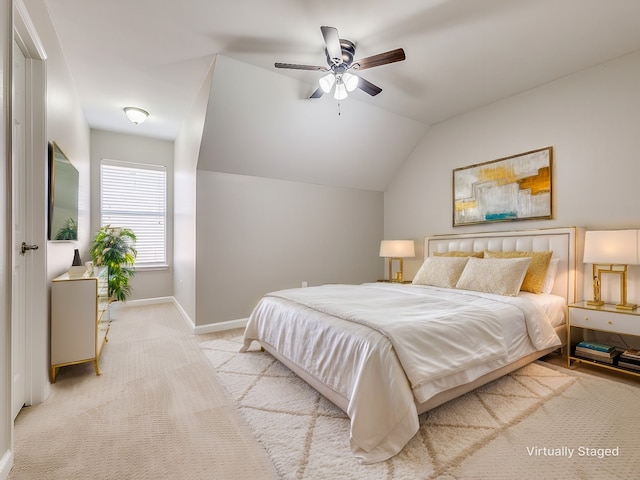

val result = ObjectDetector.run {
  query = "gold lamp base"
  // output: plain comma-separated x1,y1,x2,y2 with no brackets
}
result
616,303,637,311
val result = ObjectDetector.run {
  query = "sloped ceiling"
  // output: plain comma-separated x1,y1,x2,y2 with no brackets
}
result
197,55,427,191
36,0,640,191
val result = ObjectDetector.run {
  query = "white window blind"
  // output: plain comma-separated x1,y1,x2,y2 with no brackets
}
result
101,160,166,266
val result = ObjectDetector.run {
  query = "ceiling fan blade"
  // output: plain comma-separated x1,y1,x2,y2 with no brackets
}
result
321,26,343,65
274,62,328,71
357,76,383,96
309,87,324,99
353,48,406,70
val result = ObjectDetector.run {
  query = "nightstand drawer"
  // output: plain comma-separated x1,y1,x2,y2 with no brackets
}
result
569,307,640,336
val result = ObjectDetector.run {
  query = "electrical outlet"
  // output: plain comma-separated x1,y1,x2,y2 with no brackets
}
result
301,281,308,288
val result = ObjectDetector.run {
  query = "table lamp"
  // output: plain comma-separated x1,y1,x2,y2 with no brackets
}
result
583,229,639,310
380,240,415,282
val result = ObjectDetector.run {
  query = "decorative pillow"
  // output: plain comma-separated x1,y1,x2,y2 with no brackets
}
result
541,258,560,294
412,256,470,288
434,251,484,258
456,257,531,296
483,251,553,294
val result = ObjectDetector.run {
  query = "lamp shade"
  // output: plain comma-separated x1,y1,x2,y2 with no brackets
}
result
583,229,640,265
379,240,415,258
318,73,335,93
333,82,348,100
343,72,359,92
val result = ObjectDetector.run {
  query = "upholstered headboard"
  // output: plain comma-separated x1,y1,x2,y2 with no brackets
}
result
424,227,584,303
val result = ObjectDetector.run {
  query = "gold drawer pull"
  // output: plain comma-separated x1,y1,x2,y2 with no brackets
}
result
608,321,613,325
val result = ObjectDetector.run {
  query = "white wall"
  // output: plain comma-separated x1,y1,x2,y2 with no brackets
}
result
23,0,92,280
194,171,383,326
90,129,174,300
385,49,640,304
173,59,215,323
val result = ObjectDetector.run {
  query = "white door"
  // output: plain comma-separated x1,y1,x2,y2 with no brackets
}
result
11,38,29,420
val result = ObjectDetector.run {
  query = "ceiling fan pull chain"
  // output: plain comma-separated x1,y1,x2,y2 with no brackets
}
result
337,101,341,116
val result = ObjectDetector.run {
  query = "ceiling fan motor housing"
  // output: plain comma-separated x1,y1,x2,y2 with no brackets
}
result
326,39,355,67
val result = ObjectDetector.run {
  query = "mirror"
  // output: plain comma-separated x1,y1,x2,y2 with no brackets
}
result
48,142,79,240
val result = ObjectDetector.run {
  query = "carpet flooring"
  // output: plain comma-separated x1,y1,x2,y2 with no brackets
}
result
203,336,640,480
9,304,278,480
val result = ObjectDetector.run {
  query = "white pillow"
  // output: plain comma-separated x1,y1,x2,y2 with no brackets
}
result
455,257,531,296
412,256,470,288
541,258,560,294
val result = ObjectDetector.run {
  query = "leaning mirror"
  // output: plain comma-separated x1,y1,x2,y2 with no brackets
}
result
48,142,79,240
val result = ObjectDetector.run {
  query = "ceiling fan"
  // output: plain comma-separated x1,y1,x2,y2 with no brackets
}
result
275,26,405,100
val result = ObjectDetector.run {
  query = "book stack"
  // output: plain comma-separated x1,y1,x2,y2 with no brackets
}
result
574,341,620,365
618,349,640,372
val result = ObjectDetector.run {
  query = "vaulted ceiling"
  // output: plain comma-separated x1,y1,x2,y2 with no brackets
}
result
40,0,640,190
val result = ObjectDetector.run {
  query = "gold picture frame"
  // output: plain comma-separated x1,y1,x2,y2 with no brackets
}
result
453,146,553,226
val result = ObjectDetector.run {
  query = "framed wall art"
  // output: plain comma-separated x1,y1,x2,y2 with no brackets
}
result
453,146,552,226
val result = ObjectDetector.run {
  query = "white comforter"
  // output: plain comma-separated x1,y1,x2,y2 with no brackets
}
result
241,283,561,463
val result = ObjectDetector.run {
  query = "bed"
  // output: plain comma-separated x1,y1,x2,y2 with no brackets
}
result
241,227,584,464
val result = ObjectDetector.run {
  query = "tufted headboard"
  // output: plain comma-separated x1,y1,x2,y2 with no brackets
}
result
424,227,584,304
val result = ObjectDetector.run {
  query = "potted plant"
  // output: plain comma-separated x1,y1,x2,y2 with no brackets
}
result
90,225,137,303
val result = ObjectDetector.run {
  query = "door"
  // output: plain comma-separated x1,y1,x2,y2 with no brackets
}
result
11,37,28,420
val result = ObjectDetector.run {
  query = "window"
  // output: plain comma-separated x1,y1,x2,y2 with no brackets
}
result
100,160,167,266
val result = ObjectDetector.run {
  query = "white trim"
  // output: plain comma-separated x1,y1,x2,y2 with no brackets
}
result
193,318,248,335
170,297,195,330
13,0,46,60
14,0,49,409
0,449,14,480
121,296,174,308
123,296,247,334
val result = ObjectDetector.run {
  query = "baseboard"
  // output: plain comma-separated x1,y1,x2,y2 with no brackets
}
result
122,296,247,335
121,296,174,308
170,297,196,331
0,448,13,480
193,318,248,335
167,297,246,334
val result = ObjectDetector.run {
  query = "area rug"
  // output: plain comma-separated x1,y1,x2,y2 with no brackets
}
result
202,337,640,480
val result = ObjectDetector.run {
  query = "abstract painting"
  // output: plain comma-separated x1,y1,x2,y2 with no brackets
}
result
453,147,552,226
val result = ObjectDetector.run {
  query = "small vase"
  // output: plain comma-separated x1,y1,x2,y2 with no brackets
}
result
72,249,82,266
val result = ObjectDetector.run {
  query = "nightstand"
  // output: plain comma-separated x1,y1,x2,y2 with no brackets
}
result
376,279,412,284
567,301,640,378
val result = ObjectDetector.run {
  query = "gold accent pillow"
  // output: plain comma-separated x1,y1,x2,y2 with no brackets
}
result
412,256,470,288
456,257,531,296
483,251,553,294
434,251,484,258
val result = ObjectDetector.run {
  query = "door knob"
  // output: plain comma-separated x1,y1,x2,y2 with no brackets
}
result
21,242,39,255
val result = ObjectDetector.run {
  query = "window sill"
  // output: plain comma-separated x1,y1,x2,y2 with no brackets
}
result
134,264,170,272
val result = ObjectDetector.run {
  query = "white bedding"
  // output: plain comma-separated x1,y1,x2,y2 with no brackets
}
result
241,282,563,464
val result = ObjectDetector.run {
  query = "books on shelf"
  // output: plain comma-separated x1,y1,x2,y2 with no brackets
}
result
574,343,620,365
618,350,640,371
575,341,616,353
618,360,640,372
621,349,640,360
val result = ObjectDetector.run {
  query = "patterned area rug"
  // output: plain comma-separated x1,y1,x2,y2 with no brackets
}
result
201,337,609,479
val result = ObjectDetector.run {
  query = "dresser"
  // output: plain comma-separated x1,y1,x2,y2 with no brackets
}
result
50,266,110,382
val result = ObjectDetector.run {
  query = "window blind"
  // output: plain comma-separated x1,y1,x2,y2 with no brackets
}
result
100,160,166,266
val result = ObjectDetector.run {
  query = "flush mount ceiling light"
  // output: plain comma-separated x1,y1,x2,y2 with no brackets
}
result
123,107,149,125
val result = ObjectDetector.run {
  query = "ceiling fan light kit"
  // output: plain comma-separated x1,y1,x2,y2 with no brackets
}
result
319,73,335,93
275,26,405,101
